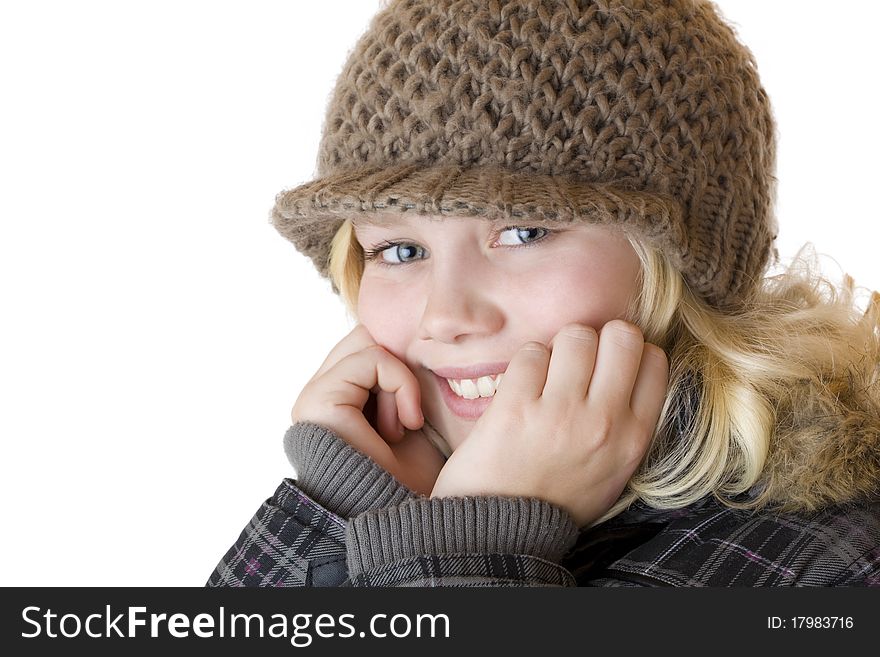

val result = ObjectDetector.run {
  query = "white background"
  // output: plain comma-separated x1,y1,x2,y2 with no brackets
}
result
1,1,877,586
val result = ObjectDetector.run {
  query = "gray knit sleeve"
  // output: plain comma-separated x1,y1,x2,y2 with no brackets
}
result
345,495,581,582
282,422,419,519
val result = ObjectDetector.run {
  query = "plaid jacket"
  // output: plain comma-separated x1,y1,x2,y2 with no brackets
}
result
207,476,880,587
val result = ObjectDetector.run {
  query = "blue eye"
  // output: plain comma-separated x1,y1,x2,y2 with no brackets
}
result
381,243,424,265
362,241,426,266
497,226,549,246
361,226,553,268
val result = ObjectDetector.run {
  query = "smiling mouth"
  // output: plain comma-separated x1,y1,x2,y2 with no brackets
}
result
443,373,504,399
431,371,499,421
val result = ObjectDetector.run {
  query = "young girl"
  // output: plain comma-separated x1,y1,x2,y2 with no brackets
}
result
207,0,880,587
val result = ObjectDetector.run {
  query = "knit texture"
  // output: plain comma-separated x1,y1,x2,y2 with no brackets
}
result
272,0,779,311
283,421,583,572
283,422,418,518
345,495,581,578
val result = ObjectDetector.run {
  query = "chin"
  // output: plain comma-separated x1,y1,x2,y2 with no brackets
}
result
440,418,473,453
423,411,466,456
422,387,486,454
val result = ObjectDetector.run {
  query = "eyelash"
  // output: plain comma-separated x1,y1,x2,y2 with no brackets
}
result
361,226,554,268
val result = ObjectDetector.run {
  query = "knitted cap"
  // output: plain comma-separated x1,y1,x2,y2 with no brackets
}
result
272,0,779,310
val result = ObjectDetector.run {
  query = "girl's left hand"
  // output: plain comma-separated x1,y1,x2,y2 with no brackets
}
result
429,320,669,527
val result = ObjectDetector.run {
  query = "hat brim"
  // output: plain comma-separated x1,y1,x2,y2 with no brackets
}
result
271,162,689,280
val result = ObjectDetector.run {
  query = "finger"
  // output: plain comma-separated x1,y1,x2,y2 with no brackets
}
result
543,323,599,400
324,344,422,426
500,341,551,401
312,323,376,381
376,388,407,443
587,320,645,410
629,343,670,432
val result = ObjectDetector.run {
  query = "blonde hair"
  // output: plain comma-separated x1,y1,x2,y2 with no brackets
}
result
328,217,880,525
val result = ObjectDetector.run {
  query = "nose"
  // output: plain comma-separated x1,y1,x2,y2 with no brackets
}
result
417,259,504,344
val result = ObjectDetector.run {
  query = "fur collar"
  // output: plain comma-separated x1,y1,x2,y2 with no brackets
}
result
759,374,880,512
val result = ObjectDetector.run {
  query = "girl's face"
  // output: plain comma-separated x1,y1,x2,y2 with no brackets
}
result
353,213,641,452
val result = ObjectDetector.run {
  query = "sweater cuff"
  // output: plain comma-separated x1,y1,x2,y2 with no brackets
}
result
283,422,418,518
345,495,580,577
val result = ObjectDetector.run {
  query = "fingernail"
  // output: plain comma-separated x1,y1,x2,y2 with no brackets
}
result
397,421,405,437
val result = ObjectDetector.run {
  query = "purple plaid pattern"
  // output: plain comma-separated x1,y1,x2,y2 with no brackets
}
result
568,497,880,587
207,479,880,587
347,553,576,587
207,480,348,587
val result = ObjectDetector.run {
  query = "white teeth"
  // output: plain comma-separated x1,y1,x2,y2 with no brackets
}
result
475,376,495,397
459,378,480,399
446,374,503,400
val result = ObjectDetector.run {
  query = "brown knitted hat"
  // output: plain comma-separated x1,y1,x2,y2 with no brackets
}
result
272,0,779,310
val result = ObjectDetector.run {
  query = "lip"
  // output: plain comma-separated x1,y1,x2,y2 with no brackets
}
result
431,370,502,421
429,362,509,379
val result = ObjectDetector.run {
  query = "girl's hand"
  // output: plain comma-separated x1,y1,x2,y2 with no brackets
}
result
291,324,446,496
429,320,669,527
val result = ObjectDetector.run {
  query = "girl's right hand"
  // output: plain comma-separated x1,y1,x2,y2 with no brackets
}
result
290,324,446,496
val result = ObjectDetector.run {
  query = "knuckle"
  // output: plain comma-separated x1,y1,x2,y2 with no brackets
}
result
643,343,669,368
560,323,599,343
603,319,644,349
626,435,651,468
352,323,373,339
590,409,615,442
363,343,388,358
521,341,549,354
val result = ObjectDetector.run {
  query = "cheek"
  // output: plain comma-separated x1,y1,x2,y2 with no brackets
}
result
357,277,420,357
518,258,638,334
